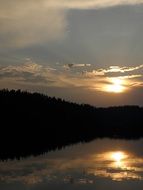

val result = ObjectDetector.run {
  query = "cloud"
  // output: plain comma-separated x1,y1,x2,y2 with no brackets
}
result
83,65,143,77
0,61,143,94
53,0,143,9
1,0,143,48
0,60,57,86
63,63,91,69
0,1,67,47
82,65,143,93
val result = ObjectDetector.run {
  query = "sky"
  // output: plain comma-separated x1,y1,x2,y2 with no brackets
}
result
0,0,143,106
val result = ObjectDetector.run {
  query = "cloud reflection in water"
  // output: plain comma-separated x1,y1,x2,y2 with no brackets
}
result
1,140,143,188
88,151,143,181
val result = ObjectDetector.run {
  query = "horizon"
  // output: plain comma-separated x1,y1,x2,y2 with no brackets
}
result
0,88,142,108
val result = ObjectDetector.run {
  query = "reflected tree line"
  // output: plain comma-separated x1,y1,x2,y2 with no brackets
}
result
0,89,143,160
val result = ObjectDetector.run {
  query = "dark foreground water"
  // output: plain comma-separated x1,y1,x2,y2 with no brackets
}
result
1,139,143,190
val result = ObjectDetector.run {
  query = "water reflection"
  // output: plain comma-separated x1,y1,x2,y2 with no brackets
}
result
88,150,143,181
1,139,143,189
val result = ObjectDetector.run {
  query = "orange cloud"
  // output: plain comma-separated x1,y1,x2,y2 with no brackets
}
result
0,62,143,94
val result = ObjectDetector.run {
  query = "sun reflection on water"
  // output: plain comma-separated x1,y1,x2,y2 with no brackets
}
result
88,150,143,181
1,148,143,186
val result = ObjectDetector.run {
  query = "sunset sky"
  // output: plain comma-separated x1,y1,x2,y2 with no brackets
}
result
0,0,143,106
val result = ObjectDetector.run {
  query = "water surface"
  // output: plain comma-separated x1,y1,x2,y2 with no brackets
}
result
1,139,143,190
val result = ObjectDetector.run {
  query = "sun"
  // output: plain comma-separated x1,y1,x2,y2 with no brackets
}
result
105,78,125,93
111,151,126,162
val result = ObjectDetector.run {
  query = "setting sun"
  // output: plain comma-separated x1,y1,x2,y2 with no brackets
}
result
105,78,125,93
111,151,126,162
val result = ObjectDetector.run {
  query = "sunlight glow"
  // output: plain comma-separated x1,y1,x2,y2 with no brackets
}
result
105,78,125,93
109,151,128,170
88,150,138,181
111,151,126,162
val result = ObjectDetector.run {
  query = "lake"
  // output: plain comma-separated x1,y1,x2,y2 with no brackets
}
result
1,138,143,190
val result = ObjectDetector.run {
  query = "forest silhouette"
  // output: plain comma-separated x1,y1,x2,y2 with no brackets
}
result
0,89,143,160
